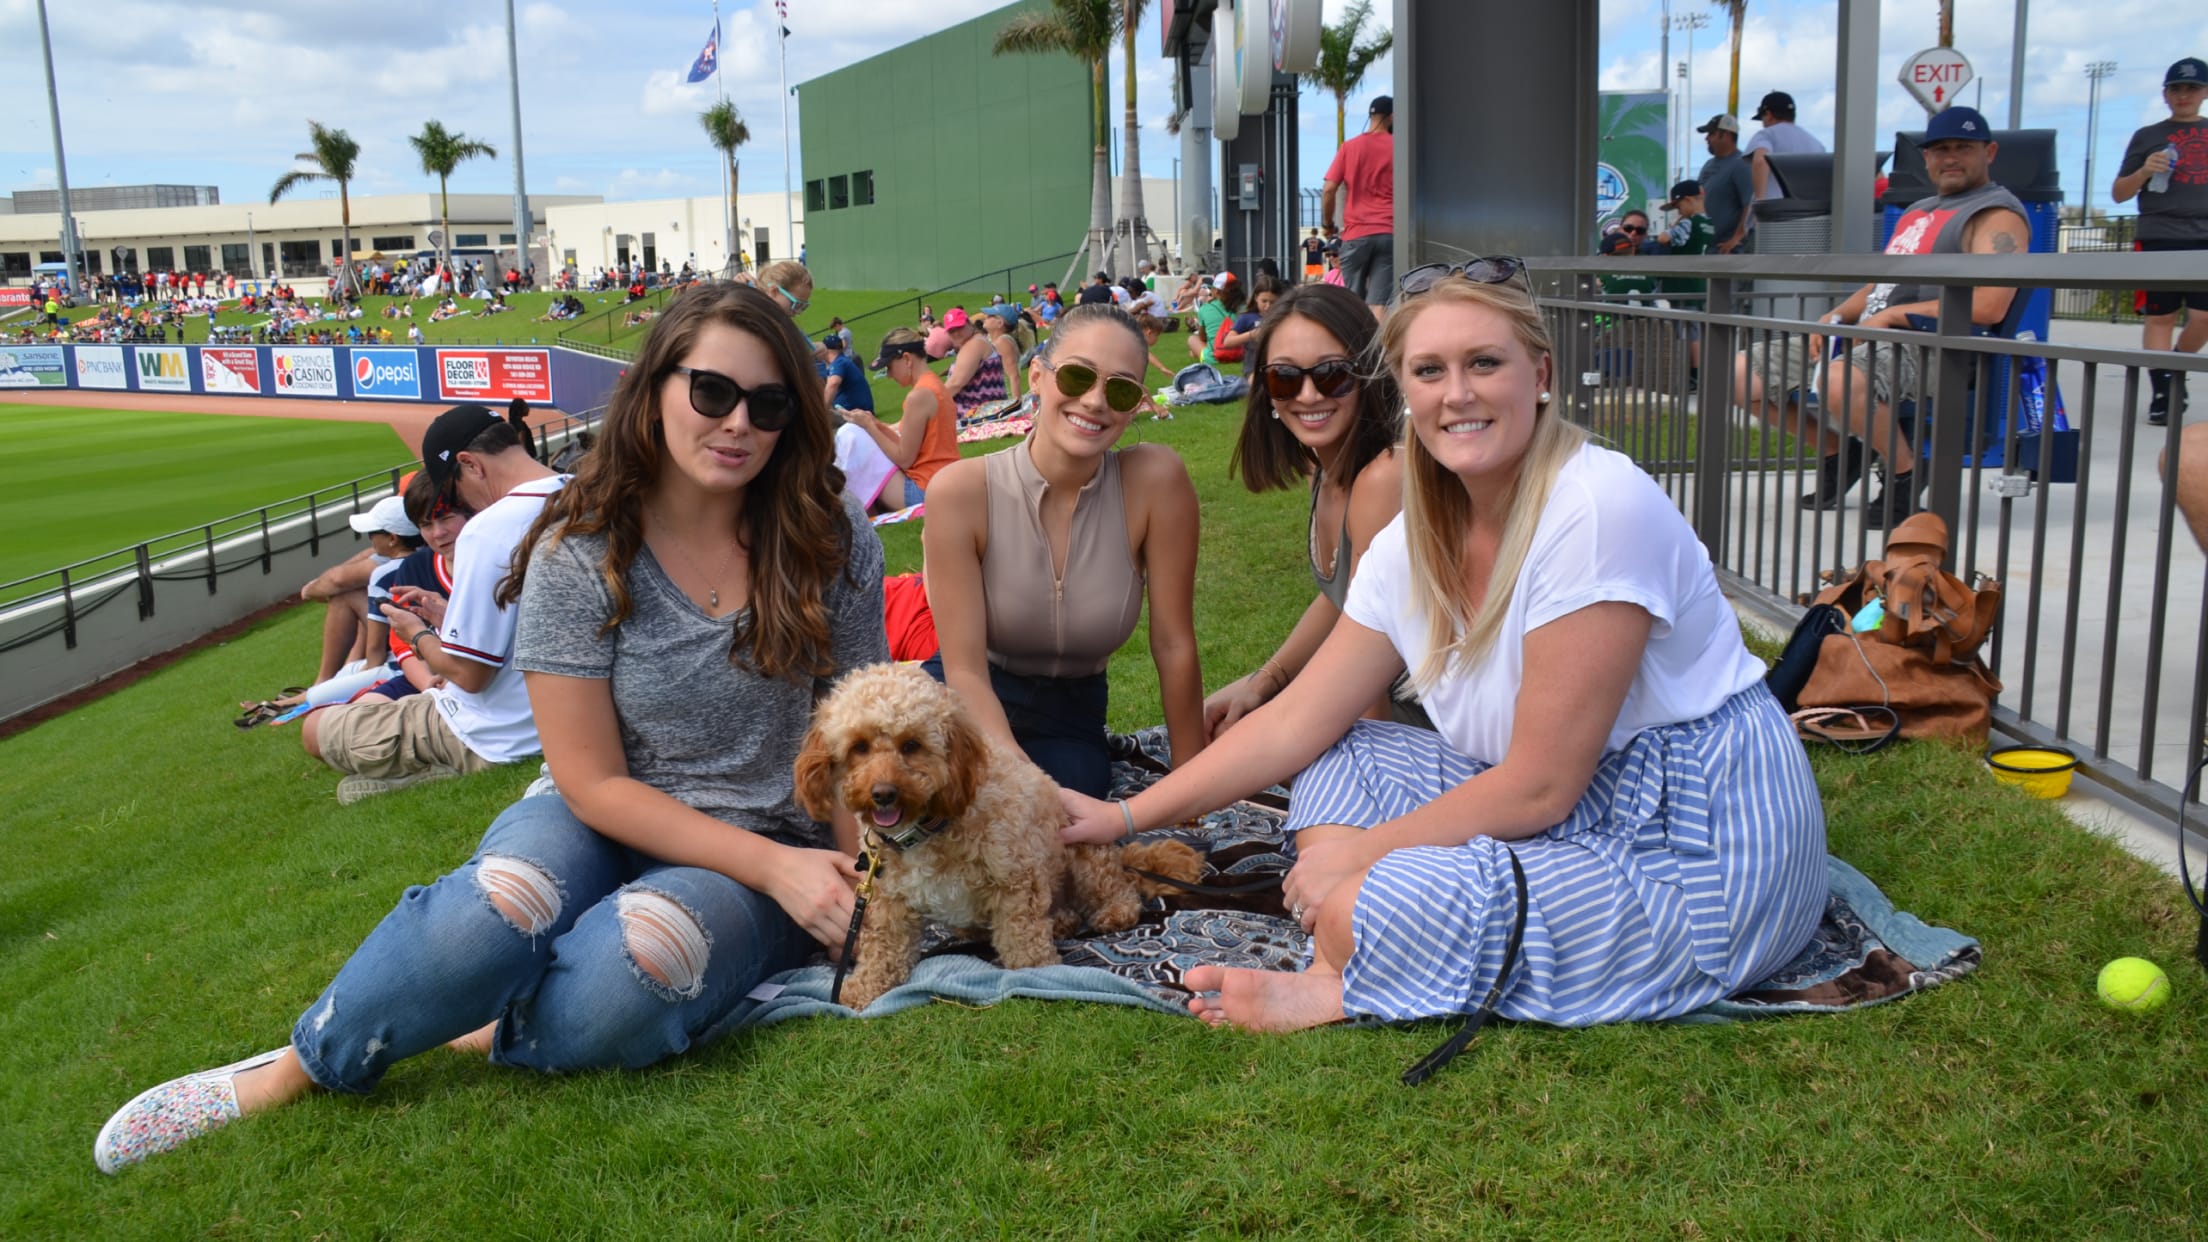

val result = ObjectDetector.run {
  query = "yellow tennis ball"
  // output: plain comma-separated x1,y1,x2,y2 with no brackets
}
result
2097,957,2171,1013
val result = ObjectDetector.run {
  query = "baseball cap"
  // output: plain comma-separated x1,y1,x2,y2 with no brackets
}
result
349,494,420,538
941,307,970,330
1924,105,1993,143
1754,91,1794,118
1368,95,1393,116
871,337,928,371
1696,113,1741,135
418,403,502,496
982,302,1019,324
1661,179,1704,209
818,332,844,352
2168,58,2208,87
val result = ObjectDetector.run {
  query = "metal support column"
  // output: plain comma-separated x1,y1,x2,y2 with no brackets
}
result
1695,277,1739,562
1832,0,1882,253
1393,0,1598,270
1925,284,1977,530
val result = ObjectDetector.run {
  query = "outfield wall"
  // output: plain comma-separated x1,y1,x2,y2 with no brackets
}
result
0,343,624,413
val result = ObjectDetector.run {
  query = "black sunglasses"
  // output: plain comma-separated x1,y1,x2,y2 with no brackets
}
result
670,365,795,431
1041,358,1146,413
1618,224,1648,234
1398,256,1529,299
1262,358,1359,401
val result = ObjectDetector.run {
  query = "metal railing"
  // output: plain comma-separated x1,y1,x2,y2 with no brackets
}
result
811,252,1083,366
0,404,606,656
553,280,687,351
1519,252,2207,830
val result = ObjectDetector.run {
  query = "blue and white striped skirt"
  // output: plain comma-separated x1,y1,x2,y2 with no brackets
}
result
1286,683,1827,1026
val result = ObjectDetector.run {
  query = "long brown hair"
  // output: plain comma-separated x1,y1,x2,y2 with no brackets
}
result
1379,276,1586,688
1229,282,1402,494
501,282,852,682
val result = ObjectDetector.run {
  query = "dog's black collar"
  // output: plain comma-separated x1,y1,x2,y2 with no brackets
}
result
873,814,950,852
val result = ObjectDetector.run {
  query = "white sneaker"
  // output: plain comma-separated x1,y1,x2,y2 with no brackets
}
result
93,1047,287,1174
335,766,460,806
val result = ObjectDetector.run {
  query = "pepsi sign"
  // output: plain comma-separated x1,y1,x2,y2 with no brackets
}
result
351,348,422,400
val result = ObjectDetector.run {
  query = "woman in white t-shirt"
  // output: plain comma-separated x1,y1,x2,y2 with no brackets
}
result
1062,270,1826,1034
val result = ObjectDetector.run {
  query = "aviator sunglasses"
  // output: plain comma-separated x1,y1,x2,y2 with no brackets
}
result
1040,358,1147,414
671,365,796,431
1262,358,1359,401
1397,255,1529,299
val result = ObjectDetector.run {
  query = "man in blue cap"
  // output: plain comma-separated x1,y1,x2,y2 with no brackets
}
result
1734,106,2030,526
2113,57,2208,424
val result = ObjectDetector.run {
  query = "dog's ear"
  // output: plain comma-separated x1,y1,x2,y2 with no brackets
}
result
935,712,989,819
792,723,837,822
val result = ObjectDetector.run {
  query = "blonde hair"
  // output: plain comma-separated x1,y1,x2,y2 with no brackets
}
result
756,259,811,299
1380,276,1587,690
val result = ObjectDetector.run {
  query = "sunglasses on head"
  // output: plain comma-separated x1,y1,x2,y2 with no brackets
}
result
671,365,795,431
1040,358,1146,414
1397,256,1529,299
1262,358,1359,401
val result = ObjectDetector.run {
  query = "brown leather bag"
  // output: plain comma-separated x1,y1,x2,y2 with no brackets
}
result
1796,513,2003,743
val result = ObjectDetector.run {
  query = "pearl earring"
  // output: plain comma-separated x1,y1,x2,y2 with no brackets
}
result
1539,390,1552,403
1270,409,1280,420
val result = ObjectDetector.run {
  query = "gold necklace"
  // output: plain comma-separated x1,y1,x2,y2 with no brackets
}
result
650,510,740,610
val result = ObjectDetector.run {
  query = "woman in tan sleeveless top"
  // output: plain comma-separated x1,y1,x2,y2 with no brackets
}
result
921,304,1207,796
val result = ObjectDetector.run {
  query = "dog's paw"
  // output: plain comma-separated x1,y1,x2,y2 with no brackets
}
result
1123,839,1206,891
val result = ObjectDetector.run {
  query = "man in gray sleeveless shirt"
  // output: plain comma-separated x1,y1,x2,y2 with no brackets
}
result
1734,106,2031,528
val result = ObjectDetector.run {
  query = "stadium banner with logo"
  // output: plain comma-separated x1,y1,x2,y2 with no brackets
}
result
72,344,129,390
201,347,263,395
0,345,67,387
271,346,340,397
348,347,426,401
1597,91,1670,243
133,345,193,393
0,288,31,307
436,348,552,403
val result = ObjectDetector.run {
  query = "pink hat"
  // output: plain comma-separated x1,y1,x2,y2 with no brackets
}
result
942,307,970,330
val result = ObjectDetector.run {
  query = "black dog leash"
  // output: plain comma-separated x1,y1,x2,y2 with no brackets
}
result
828,851,875,1008
1401,849,1529,1087
1125,867,1284,897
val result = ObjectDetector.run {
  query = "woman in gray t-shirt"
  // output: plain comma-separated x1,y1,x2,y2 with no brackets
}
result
96,284,889,1175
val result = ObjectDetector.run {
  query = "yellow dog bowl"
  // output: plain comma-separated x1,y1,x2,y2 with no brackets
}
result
1986,745,2078,799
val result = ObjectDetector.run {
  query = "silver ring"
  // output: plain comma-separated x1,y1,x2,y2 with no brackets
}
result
1290,902,1307,922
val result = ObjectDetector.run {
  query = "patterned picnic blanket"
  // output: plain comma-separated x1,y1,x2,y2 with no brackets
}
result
721,728,1979,1032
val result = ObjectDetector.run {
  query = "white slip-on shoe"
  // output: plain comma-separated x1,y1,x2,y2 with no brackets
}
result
93,1047,288,1174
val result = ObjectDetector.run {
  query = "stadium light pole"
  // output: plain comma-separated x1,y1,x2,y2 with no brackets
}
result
2083,60,2117,223
504,0,533,276
34,0,82,295
2007,0,2028,129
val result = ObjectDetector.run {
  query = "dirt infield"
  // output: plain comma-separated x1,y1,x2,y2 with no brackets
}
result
0,390,570,458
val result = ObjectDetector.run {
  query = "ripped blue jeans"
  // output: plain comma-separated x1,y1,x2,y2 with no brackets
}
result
291,794,812,1094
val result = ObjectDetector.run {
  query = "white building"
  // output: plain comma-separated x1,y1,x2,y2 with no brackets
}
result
0,190,599,288
540,193,805,277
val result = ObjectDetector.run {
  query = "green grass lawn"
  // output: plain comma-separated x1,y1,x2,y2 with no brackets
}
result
46,291,616,348
0,404,409,585
6,394,2207,1234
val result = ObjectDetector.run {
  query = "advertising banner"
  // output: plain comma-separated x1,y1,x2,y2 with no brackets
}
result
201,347,262,395
74,345,128,390
0,288,31,307
135,345,192,393
436,349,551,403
271,346,339,397
351,347,423,401
1597,91,1670,240
0,345,66,388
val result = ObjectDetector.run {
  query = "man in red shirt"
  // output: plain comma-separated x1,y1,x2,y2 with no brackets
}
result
1321,95,1395,319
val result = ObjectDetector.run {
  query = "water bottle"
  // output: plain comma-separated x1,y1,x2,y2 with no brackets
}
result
2148,142,2179,195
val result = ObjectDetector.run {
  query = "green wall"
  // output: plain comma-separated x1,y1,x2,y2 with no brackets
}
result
797,1,1092,292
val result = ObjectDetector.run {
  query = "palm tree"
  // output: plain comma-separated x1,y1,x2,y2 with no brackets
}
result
1303,0,1394,147
994,0,1117,275
1713,0,1747,117
1112,0,1154,271
270,121,361,295
407,120,497,283
700,100,751,271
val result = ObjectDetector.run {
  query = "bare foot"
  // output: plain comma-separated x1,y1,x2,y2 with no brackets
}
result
1183,964,1347,1032
446,1021,496,1056
231,1048,316,1114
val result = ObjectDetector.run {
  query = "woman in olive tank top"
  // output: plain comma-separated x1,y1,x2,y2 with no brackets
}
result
1209,282,1428,736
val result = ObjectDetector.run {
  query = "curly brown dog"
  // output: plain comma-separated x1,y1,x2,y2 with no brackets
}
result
795,662,1203,1011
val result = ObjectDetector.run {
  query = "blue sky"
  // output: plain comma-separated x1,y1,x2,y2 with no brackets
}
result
0,1,2196,218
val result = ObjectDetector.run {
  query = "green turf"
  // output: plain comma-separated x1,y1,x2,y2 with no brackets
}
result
5,402,2207,1231
45,291,619,348
0,404,409,584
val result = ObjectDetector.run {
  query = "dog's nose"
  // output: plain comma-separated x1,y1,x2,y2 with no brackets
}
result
870,784,899,808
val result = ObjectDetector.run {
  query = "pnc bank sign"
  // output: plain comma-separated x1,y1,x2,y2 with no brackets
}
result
351,348,422,400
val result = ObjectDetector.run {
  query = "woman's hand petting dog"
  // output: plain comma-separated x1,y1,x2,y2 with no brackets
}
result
1058,788,1126,845
766,846,864,952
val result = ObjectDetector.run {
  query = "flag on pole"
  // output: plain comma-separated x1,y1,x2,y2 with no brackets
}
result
685,22,720,83
775,0,787,16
